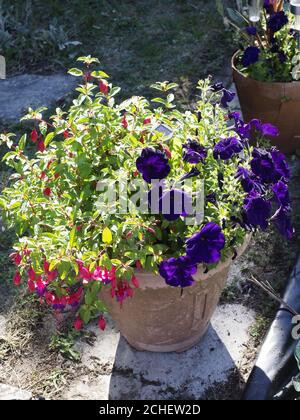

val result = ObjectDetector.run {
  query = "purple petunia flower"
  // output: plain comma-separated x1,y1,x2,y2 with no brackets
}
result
213,137,243,160
273,207,294,239
183,139,207,164
159,256,197,288
272,181,291,208
241,46,260,67
221,89,235,108
211,82,224,92
229,112,251,139
181,167,200,181
271,149,290,180
159,189,193,221
186,222,225,265
245,26,257,36
236,166,264,193
136,147,170,183
250,148,290,184
268,11,288,33
243,193,271,230
250,119,279,137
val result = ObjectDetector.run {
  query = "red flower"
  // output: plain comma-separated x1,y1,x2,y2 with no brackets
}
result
44,261,50,272
67,288,83,306
27,279,36,292
84,71,92,82
147,227,155,235
76,225,82,232
43,187,51,197
143,118,151,125
30,129,38,143
74,316,83,331
131,275,140,288
135,260,142,270
38,139,45,153
133,170,139,177
40,171,46,180
10,252,22,265
13,271,21,286
121,115,128,129
99,80,109,95
28,266,36,281
98,316,106,331
63,130,69,139
163,147,171,159
54,173,60,179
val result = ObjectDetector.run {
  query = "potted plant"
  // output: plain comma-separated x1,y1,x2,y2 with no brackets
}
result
219,0,300,154
0,56,293,353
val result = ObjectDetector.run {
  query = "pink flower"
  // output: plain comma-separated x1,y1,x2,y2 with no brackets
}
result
99,80,109,94
79,266,91,284
43,187,51,197
98,316,106,331
30,129,38,143
143,118,151,125
74,316,83,331
38,139,45,152
10,252,22,265
76,225,82,232
121,115,128,129
13,271,21,286
131,275,140,288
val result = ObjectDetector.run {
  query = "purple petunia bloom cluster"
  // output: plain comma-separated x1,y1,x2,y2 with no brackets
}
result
135,85,293,290
268,11,288,34
159,222,225,288
241,46,260,67
183,139,207,164
136,147,170,183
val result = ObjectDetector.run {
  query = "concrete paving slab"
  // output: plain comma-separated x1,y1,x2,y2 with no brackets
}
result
0,74,76,123
66,303,255,400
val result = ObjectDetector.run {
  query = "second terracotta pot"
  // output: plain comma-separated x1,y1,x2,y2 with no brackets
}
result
100,238,250,353
232,52,300,154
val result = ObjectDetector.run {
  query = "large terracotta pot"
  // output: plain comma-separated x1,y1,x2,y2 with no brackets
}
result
232,51,300,154
100,237,250,353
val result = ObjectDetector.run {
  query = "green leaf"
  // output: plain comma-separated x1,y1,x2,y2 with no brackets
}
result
102,227,112,244
68,68,83,77
91,70,109,79
69,227,76,248
18,134,27,150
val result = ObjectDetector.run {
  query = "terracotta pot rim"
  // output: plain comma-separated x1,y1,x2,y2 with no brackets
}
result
232,50,300,87
135,234,251,290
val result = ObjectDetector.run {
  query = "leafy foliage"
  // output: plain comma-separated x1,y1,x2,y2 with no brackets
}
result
0,57,291,328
